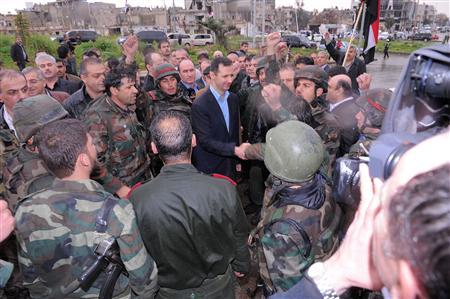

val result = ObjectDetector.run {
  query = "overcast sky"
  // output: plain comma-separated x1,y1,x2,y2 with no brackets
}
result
0,0,448,16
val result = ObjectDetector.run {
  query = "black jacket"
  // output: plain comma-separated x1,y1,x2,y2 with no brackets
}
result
191,88,240,179
10,43,28,64
325,43,366,94
130,163,250,289
47,78,80,95
63,86,99,119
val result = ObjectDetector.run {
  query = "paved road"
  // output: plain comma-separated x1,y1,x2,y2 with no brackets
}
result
366,52,410,90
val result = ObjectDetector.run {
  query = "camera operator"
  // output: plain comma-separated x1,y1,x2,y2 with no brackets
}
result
272,129,450,299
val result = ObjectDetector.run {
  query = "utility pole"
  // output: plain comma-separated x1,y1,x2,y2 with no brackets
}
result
262,0,266,43
252,0,256,46
295,0,299,33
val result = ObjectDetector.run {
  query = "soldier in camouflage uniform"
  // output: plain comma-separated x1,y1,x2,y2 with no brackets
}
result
294,66,341,174
249,121,342,295
349,88,392,158
14,119,158,298
83,67,152,198
149,63,192,117
1,95,68,299
3,95,68,211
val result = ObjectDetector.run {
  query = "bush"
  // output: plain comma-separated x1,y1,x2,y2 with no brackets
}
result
0,35,15,68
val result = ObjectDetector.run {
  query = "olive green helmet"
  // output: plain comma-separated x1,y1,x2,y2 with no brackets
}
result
13,94,68,143
294,65,329,92
264,120,325,183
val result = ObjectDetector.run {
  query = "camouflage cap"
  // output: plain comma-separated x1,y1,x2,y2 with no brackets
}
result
154,63,180,83
355,88,392,128
294,65,329,91
264,120,325,183
13,94,69,142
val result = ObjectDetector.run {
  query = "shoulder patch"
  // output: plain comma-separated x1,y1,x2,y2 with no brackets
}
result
211,173,237,186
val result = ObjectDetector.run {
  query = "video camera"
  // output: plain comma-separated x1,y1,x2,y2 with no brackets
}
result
333,45,450,204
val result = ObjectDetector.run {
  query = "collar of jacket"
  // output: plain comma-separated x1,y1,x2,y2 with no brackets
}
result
155,88,192,105
160,163,199,175
81,85,94,102
51,178,106,193
267,174,326,210
0,106,9,130
104,94,136,114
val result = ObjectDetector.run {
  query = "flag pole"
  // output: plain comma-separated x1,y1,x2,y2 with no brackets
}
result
343,0,365,66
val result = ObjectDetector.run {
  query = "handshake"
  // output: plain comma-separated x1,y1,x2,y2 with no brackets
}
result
234,143,251,160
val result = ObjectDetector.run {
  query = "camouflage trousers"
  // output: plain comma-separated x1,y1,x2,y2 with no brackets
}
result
156,266,236,299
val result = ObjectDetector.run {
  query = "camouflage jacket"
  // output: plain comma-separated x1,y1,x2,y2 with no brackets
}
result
252,174,342,293
149,88,192,118
309,101,341,174
0,259,13,288
83,94,152,194
14,179,158,298
0,107,20,199
2,146,54,212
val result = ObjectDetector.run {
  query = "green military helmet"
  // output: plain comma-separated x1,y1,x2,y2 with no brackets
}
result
264,120,325,183
294,65,329,92
355,88,392,128
13,94,68,143
154,63,180,85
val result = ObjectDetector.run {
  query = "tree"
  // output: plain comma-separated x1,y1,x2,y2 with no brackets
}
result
384,17,395,32
435,13,449,27
198,18,236,49
15,12,30,45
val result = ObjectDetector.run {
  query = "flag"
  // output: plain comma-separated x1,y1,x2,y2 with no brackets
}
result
362,0,380,64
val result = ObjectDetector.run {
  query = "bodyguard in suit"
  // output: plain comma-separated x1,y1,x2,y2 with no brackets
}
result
191,57,249,180
326,74,360,157
10,36,28,71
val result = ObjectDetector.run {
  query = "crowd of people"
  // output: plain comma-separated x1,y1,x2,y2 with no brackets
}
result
0,31,448,299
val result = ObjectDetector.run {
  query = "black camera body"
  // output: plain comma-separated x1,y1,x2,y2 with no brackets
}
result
333,45,450,204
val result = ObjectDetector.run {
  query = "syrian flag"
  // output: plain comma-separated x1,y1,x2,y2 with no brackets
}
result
362,0,380,64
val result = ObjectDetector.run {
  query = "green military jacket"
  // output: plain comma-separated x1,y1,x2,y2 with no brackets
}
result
15,179,158,298
0,106,20,198
130,163,250,290
83,94,152,194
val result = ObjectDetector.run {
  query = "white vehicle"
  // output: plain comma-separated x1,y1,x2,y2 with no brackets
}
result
379,32,391,40
191,34,214,46
167,33,193,47
313,33,322,42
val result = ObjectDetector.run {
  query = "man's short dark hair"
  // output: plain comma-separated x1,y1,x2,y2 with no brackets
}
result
389,164,450,299
104,66,136,96
142,45,154,57
328,65,347,77
82,49,100,59
295,56,314,66
336,79,353,97
244,54,254,62
197,52,209,61
36,119,88,178
241,41,249,47
55,58,66,65
150,110,192,163
106,57,120,73
80,57,103,76
210,57,232,73
158,39,170,49
57,45,70,59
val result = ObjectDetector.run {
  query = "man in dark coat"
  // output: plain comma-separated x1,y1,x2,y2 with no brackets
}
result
191,57,249,180
10,37,28,71
130,110,250,298
324,33,366,94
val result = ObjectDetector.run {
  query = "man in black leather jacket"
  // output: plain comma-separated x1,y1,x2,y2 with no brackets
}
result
130,110,250,299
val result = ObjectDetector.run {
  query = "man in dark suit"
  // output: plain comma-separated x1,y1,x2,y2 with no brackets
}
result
326,74,360,157
191,57,249,180
10,36,28,71
324,33,366,94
